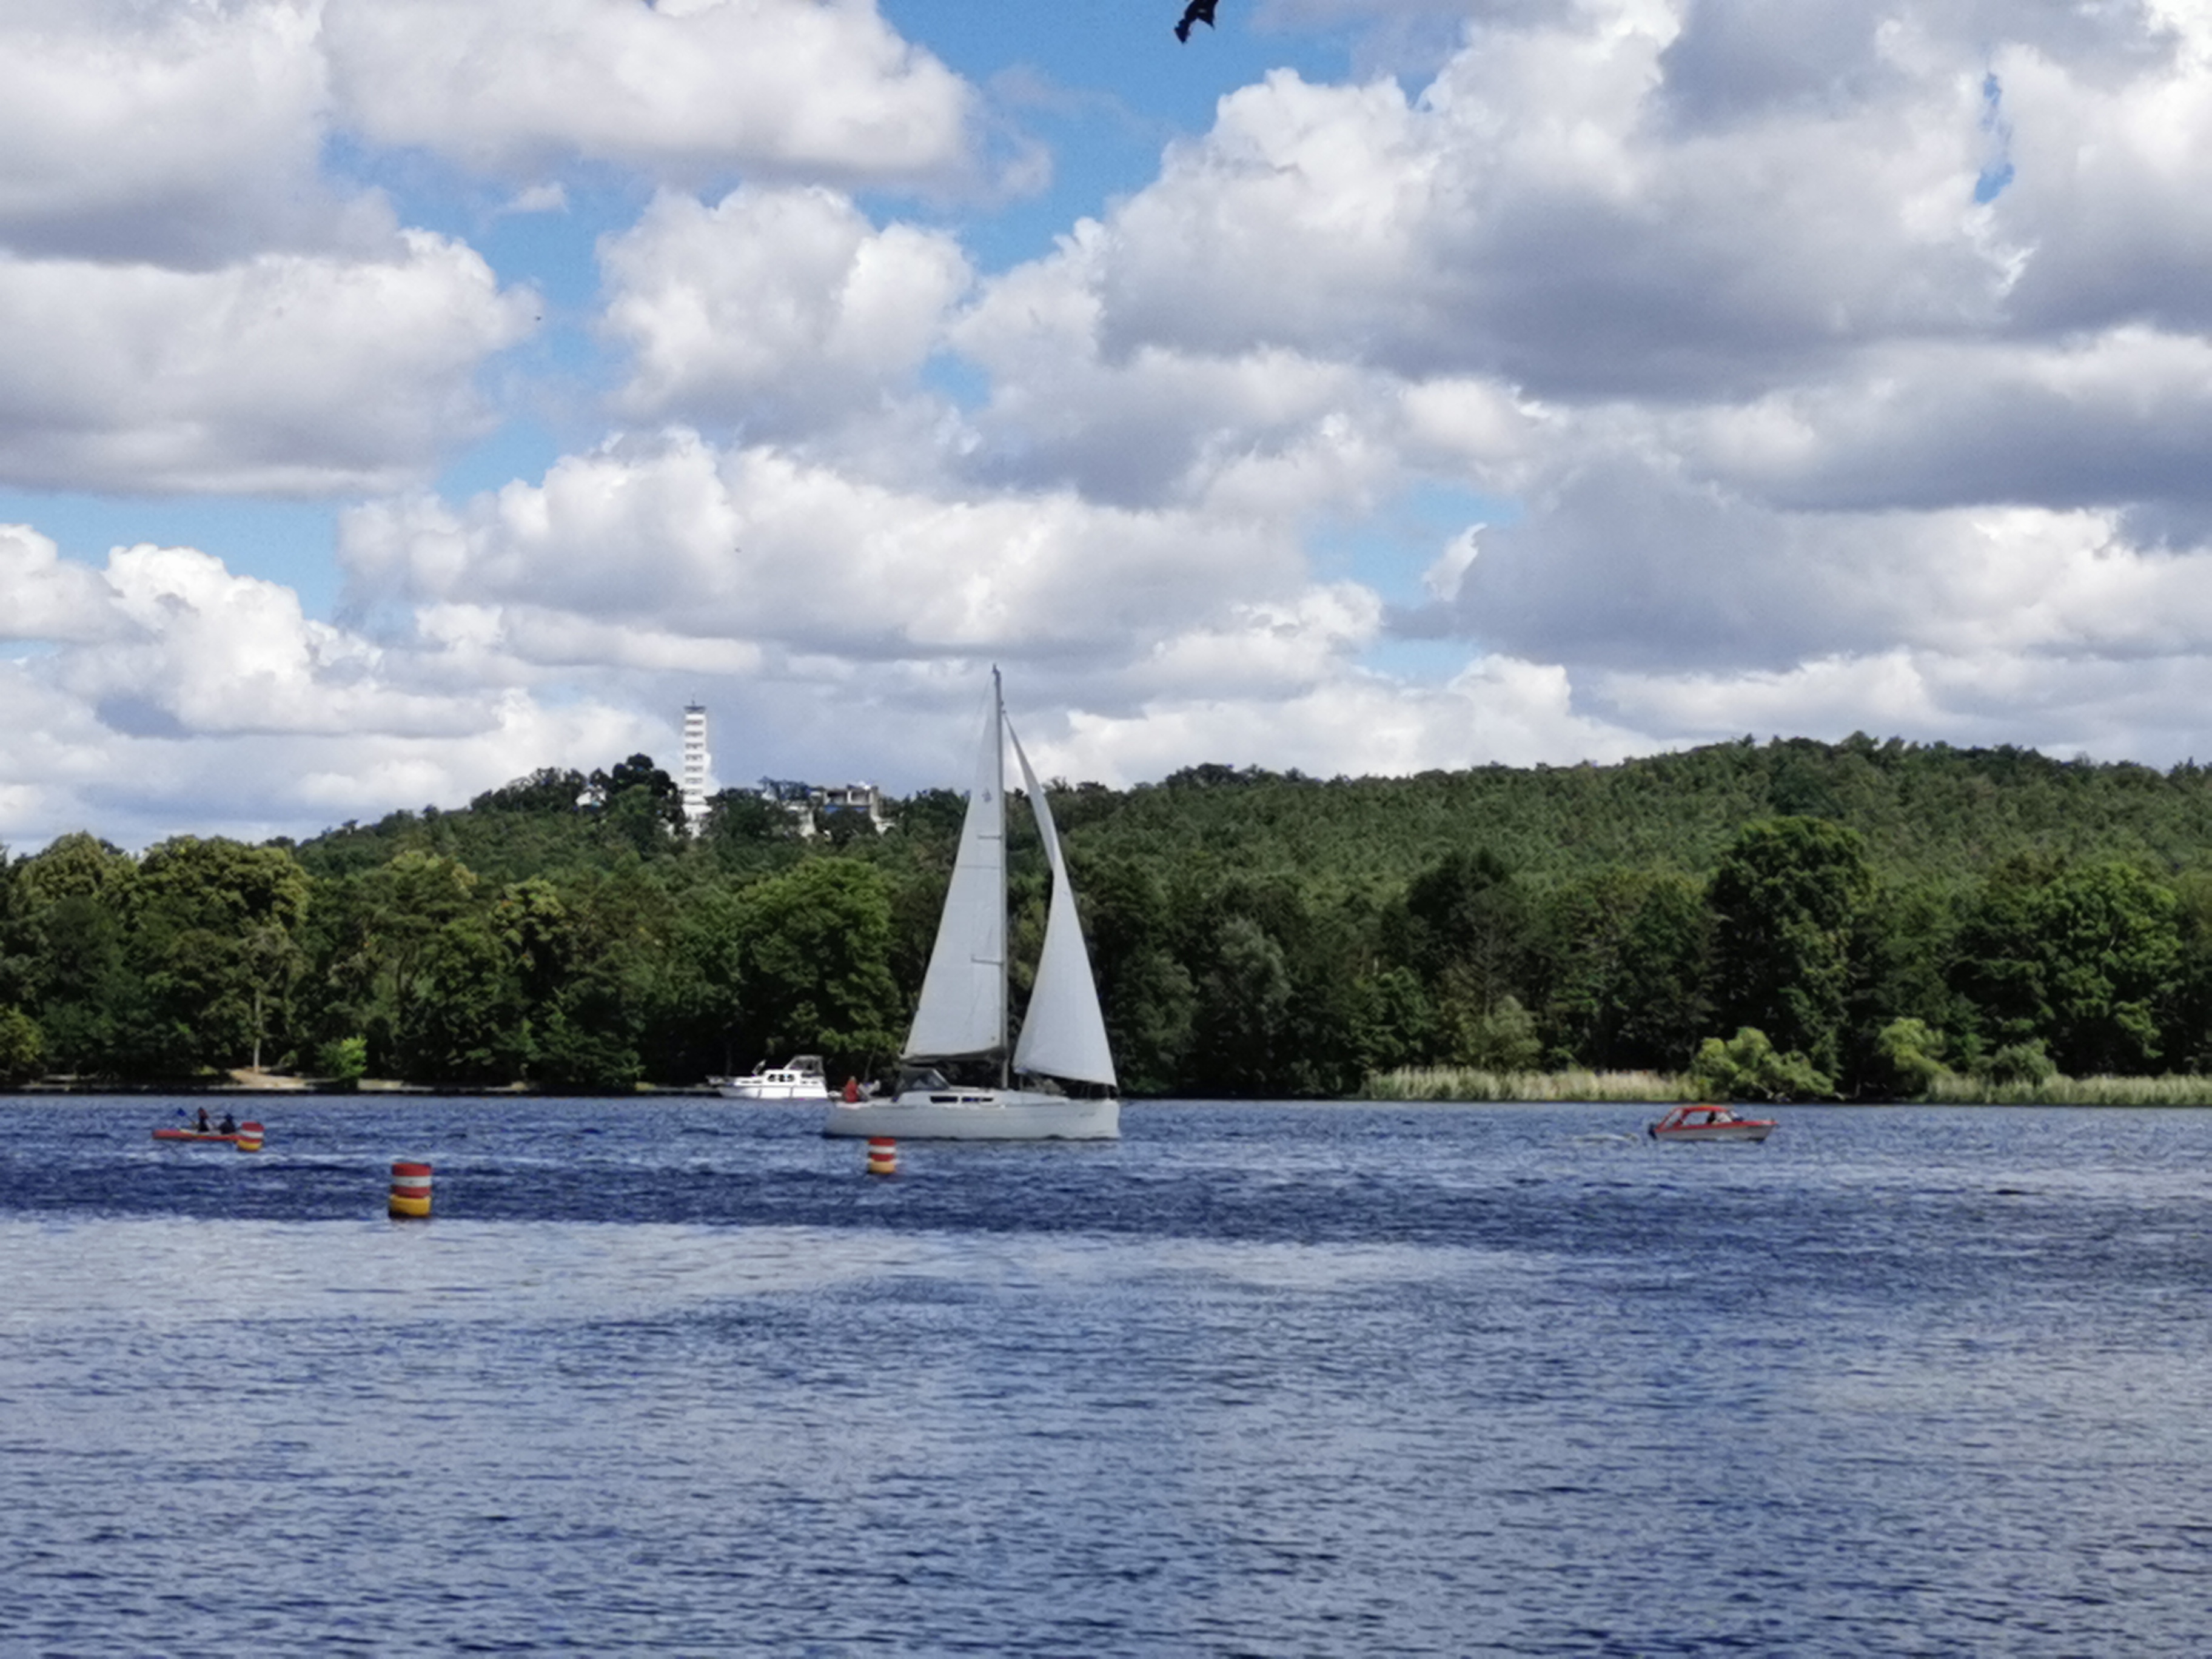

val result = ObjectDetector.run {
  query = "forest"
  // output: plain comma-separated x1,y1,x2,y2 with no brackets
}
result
7,734,2212,1099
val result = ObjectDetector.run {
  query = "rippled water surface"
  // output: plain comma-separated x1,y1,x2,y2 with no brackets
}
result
4,1096,2210,1654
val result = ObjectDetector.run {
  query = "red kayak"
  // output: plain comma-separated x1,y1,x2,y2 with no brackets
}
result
153,1120,265,1148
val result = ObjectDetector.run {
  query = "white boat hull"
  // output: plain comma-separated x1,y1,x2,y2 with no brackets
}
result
823,1090,1119,1141
1652,1123,1773,1143
713,1057,833,1101
716,1081,833,1101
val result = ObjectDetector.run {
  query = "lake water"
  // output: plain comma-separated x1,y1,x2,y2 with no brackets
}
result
2,1096,2209,1655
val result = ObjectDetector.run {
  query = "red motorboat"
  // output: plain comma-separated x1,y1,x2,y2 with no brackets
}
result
1649,1103,1776,1143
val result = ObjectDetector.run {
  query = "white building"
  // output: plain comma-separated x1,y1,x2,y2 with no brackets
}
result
814,782,890,833
680,704,712,830
774,780,890,837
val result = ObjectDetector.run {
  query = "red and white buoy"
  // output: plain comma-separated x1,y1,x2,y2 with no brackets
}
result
234,1121,264,1153
865,1138,897,1177
388,1160,433,1219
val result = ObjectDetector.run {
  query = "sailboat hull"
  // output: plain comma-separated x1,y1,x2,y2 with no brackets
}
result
823,1091,1120,1141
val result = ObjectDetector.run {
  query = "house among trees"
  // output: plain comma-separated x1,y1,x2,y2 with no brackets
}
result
759,779,890,839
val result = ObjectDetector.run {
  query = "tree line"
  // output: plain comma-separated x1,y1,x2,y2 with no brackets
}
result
6,735,2212,1097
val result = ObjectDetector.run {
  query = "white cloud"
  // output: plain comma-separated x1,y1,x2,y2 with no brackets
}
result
1680,326,2212,514
1599,643,2212,764
1989,25,2212,333
602,187,971,431
339,431,1302,665
0,525,127,643
0,535,670,848
1030,650,1646,787
0,0,360,267
20,0,2212,850
0,675,662,853
948,224,1424,510
1075,0,2212,404
501,183,570,217
55,543,484,739
323,0,978,188
0,232,535,495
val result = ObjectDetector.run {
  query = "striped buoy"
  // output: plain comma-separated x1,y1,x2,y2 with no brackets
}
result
865,1138,897,1177
235,1121,265,1153
388,1160,433,1219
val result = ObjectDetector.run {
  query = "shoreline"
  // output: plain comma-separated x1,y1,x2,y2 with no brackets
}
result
7,1083,2212,1107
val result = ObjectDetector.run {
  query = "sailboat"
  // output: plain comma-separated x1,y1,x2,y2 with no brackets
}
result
823,671,1120,1140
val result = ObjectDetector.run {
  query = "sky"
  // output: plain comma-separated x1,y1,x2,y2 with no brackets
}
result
7,0,2212,851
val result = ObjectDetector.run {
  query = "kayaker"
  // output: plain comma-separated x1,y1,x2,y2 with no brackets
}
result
217,1112,237,1134
195,1107,212,1133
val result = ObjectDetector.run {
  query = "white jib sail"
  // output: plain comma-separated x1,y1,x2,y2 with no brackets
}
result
1008,720,1118,1088
902,680,1007,1061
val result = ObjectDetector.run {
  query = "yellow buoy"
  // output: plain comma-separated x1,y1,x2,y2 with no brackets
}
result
234,1121,265,1153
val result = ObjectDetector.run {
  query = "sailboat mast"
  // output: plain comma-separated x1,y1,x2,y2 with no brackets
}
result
993,666,1009,1088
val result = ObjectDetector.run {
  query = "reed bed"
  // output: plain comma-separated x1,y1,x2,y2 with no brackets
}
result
1361,1068,1698,1104
1361,1067,2212,1106
1919,1072,2212,1107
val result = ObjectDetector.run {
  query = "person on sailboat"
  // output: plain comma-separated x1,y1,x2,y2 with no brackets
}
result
842,1076,862,1104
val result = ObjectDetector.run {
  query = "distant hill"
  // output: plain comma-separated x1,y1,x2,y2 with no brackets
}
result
13,734,2212,1099
1052,736,2212,891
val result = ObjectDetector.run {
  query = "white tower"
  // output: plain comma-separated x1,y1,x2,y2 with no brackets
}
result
680,703,712,830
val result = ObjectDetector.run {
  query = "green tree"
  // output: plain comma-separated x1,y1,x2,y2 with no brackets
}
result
17,832,133,908
728,859,905,1069
16,835,164,1076
472,766,588,815
320,851,488,1076
1690,1026,1834,1102
1079,856,1196,1095
1708,817,1874,1078
532,959,645,1090
1455,993,1541,1071
1398,847,1530,1014
1871,1017,1951,1097
1187,914,1294,1095
2168,868,2212,1071
1982,1039,2057,1085
700,788,792,856
314,1034,368,1082
1954,857,2180,1074
1857,882,1969,1070
0,1006,42,1081
1537,870,1711,1069
394,911,530,1083
1348,966,1435,1074
589,754,686,856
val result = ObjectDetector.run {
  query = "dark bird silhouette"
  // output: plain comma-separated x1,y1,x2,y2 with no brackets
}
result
1175,1,1218,43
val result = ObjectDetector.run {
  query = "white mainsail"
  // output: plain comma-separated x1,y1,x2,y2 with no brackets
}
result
901,679,1007,1062
1008,722,1118,1088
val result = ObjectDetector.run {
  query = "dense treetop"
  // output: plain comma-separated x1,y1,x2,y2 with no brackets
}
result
8,734,2212,1098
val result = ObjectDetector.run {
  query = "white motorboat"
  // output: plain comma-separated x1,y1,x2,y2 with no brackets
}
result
824,671,1120,1141
714,1055,832,1101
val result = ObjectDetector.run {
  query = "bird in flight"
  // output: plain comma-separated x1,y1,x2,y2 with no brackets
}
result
1175,1,1218,43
